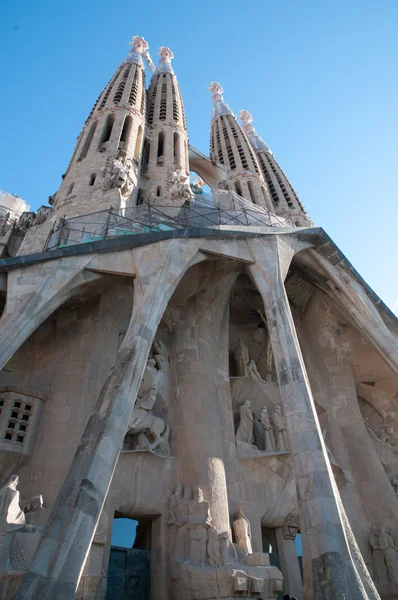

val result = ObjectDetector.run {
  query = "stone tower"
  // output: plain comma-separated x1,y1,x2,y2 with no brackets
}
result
53,36,148,217
142,47,189,205
0,32,397,600
209,83,273,210
239,110,311,226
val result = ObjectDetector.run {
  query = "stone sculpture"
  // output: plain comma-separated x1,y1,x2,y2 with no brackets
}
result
24,495,47,531
16,211,35,233
170,169,194,201
188,487,211,565
0,476,43,573
369,524,398,584
369,524,385,583
153,339,168,373
259,407,275,452
126,340,171,455
247,358,266,383
236,400,254,445
174,486,192,562
0,475,27,532
127,403,170,456
102,155,133,195
34,205,52,225
379,525,398,584
232,508,253,554
271,405,289,452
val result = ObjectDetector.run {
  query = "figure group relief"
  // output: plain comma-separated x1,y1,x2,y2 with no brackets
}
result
236,400,289,454
125,339,171,456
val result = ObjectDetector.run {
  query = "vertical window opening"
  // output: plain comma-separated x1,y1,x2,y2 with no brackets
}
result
141,139,150,174
247,180,255,203
235,181,242,196
159,81,167,120
157,132,165,164
113,66,130,103
78,121,97,161
128,66,139,106
89,174,96,186
118,115,133,151
156,186,162,197
67,182,74,195
98,113,115,151
173,132,180,166
136,189,144,205
140,71,146,115
134,126,143,163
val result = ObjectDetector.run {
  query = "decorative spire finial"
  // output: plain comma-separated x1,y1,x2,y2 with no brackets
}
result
125,35,148,66
208,82,233,121
238,110,273,155
154,47,174,75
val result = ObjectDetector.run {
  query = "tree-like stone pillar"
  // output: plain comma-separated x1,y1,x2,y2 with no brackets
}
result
299,293,398,565
247,236,379,600
170,266,239,535
13,239,204,600
275,525,303,600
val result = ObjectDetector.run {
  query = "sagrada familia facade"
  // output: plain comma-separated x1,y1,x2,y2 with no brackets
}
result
0,35,397,600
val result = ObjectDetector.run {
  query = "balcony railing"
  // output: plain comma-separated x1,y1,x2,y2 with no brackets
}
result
44,191,295,252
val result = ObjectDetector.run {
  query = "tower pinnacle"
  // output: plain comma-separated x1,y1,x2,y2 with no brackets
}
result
208,82,233,122
154,47,174,75
125,35,149,66
238,110,273,155
238,110,311,225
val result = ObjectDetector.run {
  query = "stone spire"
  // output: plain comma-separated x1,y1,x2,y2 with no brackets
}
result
209,84,273,211
141,47,190,205
239,110,312,226
52,36,148,217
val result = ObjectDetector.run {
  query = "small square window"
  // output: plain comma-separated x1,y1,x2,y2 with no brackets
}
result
16,436,24,444
14,402,21,408
4,433,12,440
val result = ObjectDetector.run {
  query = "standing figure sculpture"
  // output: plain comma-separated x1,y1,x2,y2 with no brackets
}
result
271,405,289,452
235,339,250,377
0,475,26,532
174,486,192,562
260,407,275,452
379,526,398,584
188,487,211,565
236,400,254,445
232,507,253,554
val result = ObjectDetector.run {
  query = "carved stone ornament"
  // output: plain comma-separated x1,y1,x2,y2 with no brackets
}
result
34,205,52,225
283,514,300,540
102,155,133,196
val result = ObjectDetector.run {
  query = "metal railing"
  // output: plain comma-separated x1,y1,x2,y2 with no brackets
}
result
44,199,293,252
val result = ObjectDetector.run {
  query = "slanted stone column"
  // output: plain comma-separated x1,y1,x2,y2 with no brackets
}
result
247,236,379,600
171,265,239,534
299,249,398,377
14,239,204,600
275,515,303,600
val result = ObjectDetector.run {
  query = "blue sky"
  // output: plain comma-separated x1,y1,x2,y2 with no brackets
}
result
1,0,397,312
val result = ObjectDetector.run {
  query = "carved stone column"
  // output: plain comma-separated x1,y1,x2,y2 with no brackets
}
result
171,265,240,534
14,239,204,600
247,236,379,600
275,515,303,600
